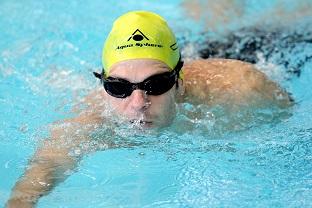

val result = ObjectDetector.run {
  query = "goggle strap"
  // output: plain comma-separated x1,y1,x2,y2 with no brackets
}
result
93,70,106,84
93,71,102,80
174,58,184,75
174,56,183,89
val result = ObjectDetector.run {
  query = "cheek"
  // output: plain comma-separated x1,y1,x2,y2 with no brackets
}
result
104,92,127,113
149,91,176,126
149,90,176,114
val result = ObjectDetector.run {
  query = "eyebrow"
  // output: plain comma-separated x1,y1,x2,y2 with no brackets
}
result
109,67,170,80
107,70,172,82
152,63,171,70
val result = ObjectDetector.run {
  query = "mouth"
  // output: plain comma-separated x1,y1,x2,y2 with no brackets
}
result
129,119,153,127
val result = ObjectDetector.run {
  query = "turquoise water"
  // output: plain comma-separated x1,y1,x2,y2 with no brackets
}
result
1,0,312,207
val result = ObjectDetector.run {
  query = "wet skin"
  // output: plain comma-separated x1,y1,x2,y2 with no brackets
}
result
6,58,293,208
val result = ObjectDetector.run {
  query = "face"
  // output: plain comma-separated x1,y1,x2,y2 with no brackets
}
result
102,59,179,128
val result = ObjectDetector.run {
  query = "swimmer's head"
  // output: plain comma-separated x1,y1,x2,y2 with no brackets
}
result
102,10,181,76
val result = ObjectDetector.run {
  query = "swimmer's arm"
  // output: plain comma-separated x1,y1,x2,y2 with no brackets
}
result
6,141,77,207
6,113,102,208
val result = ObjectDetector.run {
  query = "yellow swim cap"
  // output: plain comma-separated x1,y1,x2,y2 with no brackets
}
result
102,10,180,75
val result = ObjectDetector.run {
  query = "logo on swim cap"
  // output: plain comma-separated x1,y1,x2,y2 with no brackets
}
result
127,29,149,41
116,28,164,50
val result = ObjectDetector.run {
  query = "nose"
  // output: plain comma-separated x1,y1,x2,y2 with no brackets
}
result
128,90,150,112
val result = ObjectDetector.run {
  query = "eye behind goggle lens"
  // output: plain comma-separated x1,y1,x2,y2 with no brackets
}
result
145,73,176,95
104,81,132,98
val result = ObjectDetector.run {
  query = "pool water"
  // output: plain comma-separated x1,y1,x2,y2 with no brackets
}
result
1,0,312,207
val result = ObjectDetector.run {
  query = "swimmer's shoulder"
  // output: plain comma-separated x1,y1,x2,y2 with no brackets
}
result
182,58,293,107
183,58,260,82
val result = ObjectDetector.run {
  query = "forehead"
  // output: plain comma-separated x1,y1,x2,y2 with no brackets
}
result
108,59,170,79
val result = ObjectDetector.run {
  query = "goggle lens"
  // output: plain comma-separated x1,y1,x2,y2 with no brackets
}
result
103,71,177,98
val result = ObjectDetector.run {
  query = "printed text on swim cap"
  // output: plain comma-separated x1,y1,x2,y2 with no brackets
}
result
116,42,163,50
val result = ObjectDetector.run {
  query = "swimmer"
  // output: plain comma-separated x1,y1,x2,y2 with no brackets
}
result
6,11,292,208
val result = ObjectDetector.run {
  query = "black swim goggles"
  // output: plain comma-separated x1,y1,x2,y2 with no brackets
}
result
93,59,183,98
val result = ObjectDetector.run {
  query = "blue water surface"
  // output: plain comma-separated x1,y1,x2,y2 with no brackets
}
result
1,0,312,207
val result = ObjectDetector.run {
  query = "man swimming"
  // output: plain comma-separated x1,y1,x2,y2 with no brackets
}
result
6,11,292,207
